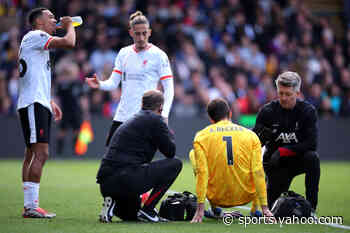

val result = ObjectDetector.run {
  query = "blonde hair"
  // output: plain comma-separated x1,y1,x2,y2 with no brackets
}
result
275,71,301,92
129,11,149,28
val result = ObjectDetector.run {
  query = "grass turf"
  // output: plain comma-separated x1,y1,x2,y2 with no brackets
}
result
0,159,349,233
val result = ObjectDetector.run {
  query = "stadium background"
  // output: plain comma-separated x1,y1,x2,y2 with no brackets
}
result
0,0,349,160
0,1,350,232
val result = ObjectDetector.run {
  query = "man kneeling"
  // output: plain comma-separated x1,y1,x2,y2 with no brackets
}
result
96,90,182,223
189,98,273,223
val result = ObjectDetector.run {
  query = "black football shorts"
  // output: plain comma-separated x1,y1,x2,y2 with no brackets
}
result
105,121,123,147
18,102,52,147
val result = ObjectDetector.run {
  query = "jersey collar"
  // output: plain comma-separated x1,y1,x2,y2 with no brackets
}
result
215,119,231,125
133,43,152,53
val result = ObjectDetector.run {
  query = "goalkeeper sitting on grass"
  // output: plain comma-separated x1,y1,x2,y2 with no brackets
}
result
189,98,274,223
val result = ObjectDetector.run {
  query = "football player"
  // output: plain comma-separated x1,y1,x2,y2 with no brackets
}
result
190,98,273,223
18,7,76,218
86,11,174,146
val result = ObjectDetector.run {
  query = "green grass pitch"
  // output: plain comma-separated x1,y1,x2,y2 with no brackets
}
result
0,159,349,233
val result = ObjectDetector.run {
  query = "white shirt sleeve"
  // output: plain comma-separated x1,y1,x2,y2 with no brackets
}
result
158,51,173,79
160,74,174,118
99,51,122,91
158,51,174,118
30,30,53,50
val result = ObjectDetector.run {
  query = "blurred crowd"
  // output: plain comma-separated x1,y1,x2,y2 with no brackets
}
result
1,0,350,121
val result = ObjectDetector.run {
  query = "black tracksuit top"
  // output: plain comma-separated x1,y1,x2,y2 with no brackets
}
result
253,100,318,155
103,110,176,167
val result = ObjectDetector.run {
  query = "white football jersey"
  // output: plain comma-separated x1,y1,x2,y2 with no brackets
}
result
99,43,174,122
17,30,53,112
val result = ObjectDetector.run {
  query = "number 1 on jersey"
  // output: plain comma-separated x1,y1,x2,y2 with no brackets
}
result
223,136,234,165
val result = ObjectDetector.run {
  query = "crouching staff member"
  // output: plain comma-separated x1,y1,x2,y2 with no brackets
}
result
97,90,182,223
253,71,320,214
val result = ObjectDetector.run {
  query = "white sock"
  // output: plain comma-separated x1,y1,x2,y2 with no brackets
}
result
31,182,40,209
23,182,40,209
23,182,32,209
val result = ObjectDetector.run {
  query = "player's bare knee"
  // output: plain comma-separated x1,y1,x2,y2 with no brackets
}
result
32,148,49,165
32,144,49,158
38,151,49,163
23,154,33,163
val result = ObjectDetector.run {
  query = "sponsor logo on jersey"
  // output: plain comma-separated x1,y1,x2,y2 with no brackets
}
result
127,73,145,81
275,132,299,143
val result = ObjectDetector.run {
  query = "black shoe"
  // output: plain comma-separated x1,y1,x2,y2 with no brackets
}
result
137,208,169,223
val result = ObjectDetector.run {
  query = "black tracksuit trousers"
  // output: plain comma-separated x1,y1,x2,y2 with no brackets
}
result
98,158,182,220
264,151,320,210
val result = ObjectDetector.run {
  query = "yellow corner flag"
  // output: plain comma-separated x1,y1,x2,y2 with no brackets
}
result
75,120,94,155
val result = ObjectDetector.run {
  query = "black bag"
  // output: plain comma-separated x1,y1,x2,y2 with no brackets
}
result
271,191,312,218
159,191,197,221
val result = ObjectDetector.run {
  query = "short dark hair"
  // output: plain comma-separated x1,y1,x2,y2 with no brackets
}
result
28,7,48,26
207,98,231,123
142,90,164,111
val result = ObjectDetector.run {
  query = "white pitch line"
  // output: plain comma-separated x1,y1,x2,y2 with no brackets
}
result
167,190,350,230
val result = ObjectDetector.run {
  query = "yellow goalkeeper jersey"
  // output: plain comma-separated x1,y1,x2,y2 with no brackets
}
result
190,120,267,207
